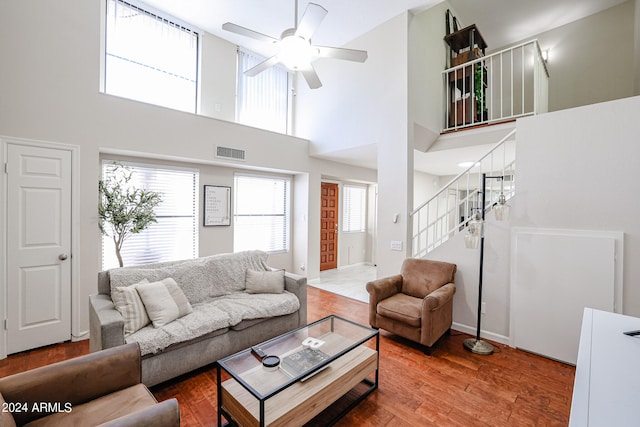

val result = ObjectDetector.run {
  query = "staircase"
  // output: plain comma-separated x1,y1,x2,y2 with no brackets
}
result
411,128,516,257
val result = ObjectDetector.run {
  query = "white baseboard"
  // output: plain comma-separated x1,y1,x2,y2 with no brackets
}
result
336,262,374,270
452,322,511,346
72,331,89,342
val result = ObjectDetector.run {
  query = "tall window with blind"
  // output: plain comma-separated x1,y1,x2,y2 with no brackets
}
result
342,185,367,233
236,49,291,134
101,161,199,270
104,0,199,113
234,174,290,253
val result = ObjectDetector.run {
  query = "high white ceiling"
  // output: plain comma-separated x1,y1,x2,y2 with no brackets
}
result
139,0,440,55
139,0,627,175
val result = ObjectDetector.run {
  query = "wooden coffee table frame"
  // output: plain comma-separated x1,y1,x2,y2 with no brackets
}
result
216,315,379,427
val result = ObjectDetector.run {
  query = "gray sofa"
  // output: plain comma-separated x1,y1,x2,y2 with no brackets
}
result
89,251,307,387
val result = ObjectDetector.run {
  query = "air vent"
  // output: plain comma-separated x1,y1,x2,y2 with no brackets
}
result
216,146,245,161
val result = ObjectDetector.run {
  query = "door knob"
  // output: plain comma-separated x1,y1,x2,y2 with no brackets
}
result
58,253,68,261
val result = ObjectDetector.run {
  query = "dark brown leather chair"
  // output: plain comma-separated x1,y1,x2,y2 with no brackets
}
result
366,258,457,349
0,343,179,427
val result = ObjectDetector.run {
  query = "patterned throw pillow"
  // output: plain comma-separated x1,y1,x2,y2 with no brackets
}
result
111,279,150,336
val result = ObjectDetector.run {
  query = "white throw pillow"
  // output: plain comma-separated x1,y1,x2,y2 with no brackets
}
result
137,279,179,328
164,278,193,317
111,279,150,336
245,269,285,294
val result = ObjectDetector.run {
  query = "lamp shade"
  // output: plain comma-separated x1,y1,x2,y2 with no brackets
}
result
465,232,480,249
465,213,483,249
493,193,510,221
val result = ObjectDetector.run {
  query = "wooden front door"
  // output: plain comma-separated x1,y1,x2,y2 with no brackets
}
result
320,183,338,271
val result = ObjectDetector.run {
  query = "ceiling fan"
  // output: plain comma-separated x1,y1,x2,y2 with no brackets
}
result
222,1,368,89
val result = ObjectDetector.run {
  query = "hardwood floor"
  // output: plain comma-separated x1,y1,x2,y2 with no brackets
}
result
0,287,575,426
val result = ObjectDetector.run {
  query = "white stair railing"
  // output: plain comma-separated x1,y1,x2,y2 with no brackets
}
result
411,128,516,257
444,40,549,132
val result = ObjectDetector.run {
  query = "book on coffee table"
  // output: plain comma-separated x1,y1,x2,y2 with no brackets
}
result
280,348,330,380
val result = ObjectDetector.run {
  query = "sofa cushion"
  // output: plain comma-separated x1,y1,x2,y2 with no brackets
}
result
377,293,422,327
245,269,285,294
208,292,301,326
126,292,300,356
23,384,156,427
111,279,150,336
126,304,231,356
109,250,270,304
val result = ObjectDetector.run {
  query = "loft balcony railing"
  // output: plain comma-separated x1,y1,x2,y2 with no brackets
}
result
411,129,516,258
443,39,549,132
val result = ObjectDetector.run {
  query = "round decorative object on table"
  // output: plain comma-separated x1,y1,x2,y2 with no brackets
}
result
262,355,280,371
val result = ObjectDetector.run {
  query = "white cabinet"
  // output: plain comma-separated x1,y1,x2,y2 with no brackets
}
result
570,308,640,426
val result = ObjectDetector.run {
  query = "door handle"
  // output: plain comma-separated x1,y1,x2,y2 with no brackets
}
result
58,253,68,261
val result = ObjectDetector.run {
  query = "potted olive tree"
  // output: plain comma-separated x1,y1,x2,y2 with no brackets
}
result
98,163,162,267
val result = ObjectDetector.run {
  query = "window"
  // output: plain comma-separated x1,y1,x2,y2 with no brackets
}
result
342,185,367,233
234,174,290,253
104,0,199,113
236,49,291,134
101,161,199,269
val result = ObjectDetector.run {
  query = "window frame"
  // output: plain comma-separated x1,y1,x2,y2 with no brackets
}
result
100,159,200,270
236,48,293,134
103,0,200,114
233,172,291,254
342,184,367,233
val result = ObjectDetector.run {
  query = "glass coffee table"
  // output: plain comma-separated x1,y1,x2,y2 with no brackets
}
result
217,315,379,427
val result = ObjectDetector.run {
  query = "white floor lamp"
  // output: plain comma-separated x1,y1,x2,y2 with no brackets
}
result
463,173,510,355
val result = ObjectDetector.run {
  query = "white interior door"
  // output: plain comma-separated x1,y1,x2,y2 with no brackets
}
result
6,143,71,354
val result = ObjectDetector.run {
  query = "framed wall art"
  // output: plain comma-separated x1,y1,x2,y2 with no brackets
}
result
203,185,231,226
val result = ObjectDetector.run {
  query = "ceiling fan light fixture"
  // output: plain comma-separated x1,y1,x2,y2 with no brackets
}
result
222,2,366,88
279,34,317,70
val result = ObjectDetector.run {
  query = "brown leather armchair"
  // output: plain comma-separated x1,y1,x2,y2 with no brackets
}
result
366,258,457,349
0,343,179,427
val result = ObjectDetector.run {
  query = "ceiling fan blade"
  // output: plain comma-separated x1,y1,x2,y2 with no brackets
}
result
300,63,322,89
317,46,368,62
245,55,280,77
222,22,278,44
295,3,328,40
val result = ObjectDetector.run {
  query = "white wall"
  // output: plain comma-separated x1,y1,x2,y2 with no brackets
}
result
515,96,640,316
498,0,636,112
414,170,441,209
0,0,376,353
371,14,412,278
635,0,640,95
426,211,513,342
294,12,411,278
409,2,454,148
429,96,640,344
199,32,237,121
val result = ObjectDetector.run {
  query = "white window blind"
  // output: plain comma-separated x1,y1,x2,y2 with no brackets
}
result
342,185,367,233
237,49,290,134
234,174,290,253
104,0,198,113
102,162,199,269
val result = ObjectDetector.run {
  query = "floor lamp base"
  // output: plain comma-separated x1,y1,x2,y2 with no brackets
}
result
463,338,494,355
